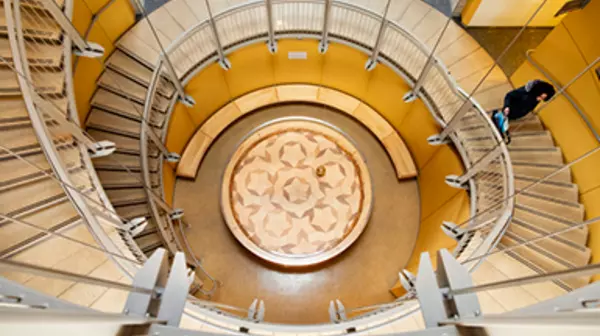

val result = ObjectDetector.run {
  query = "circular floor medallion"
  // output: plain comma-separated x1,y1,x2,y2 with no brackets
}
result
221,117,373,267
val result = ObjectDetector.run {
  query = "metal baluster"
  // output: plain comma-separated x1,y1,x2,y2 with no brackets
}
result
205,0,231,70
265,0,277,53
319,0,332,53
365,0,392,71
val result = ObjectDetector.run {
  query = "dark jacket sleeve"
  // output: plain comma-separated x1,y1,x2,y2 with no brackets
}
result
503,88,520,110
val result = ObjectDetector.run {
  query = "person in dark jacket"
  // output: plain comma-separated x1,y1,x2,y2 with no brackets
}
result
502,79,556,120
492,80,555,144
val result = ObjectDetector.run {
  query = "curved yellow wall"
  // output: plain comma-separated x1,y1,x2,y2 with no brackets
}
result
511,0,600,281
73,0,136,124
164,40,469,291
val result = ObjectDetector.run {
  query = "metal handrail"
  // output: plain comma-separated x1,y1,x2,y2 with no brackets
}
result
136,0,514,330
525,49,600,142
4,0,141,279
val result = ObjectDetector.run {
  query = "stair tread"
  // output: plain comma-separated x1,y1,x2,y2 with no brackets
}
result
516,193,584,223
0,67,64,96
0,201,79,256
514,206,587,245
0,146,81,187
500,234,589,290
0,6,61,40
105,188,148,206
91,152,159,172
96,170,159,188
98,69,169,111
91,89,165,127
0,38,62,67
87,109,143,137
87,129,159,156
115,203,150,220
107,50,175,97
514,177,578,203
507,220,590,267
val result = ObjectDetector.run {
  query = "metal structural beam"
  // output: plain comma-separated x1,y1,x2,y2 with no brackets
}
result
319,0,333,53
205,0,231,70
38,0,104,58
265,0,277,53
365,0,391,71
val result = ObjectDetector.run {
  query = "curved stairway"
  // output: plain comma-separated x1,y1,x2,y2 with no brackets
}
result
0,0,593,331
0,0,137,310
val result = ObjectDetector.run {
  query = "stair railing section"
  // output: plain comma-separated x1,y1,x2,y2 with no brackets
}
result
525,51,600,142
3,0,145,278
132,0,516,329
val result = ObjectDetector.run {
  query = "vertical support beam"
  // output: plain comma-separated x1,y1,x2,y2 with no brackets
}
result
427,101,474,146
38,0,104,58
265,0,277,53
446,146,503,188
205,0,231,70
318,0,332,54
142,117,180,162
437,249,481,319
157,253,191,326
365,0,391,71
415,252,447,327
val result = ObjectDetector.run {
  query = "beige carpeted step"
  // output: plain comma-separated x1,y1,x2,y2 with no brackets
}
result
514,176,578,203
105,188,147,207
107,50,175,98
513,206,587,246
96,170,159,189
507,220,590,267
469,147,564,165
135,231,163,253
91,89,166,127
91,152,159,172
115,203,150,221
87,109,144,137
0,6,61,41
509,162,571,183
516,193,584,223
98,69,169,111
500,234,590,290
0,38,62,67
0,67,64,96
86,129,159,157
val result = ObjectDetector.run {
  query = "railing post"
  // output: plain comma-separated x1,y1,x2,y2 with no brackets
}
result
161,54,196,107
445,146,504,189
427,101,474,145
37,0,104,58
365,0,391,71
265,0,277,53
318,0,333,54
403,4,458,103
205,0,231,70
143,121,180,162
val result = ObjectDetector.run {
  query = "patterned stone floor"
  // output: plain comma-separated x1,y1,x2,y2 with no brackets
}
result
221,119,373,266
174,104,420,324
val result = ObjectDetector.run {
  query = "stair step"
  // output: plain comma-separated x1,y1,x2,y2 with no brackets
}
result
87,109,144,137
0,145,80,186
0,169,88,215
98,69,169,111
462,131,554,148
136,232,163,253
115,203,150,221
0,6,61,41
86,129,158,157
0,38,62,67
469,147,564,165
507,219,590,267
107,50,175,98
91,152,159,172
511,163,571,183
0,203,79,257
483,252,567,302
516,193,584,223
514,176,579,203
460,115,545,133
0,67,64,96
514,206,587,246
500,234,590,290
91,89,165,127
105,188,148,207
96,170,159,189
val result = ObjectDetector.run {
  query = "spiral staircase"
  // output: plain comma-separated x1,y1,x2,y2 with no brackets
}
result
0,0,598,334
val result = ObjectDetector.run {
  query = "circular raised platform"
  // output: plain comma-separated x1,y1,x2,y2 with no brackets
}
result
221,118,373,267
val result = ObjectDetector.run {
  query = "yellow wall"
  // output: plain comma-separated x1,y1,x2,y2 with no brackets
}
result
462,0,569,27
511,0,600,281
163,40,468,291
72,0,136,125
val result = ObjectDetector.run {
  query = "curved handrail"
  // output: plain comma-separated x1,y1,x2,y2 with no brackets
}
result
4,0,141,278
525,49,600,142
138,0,514,330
